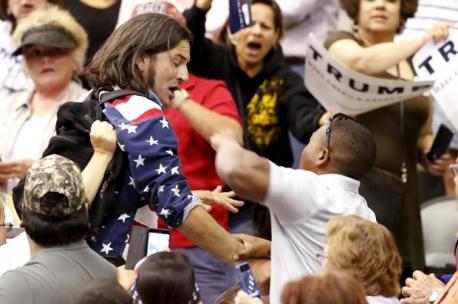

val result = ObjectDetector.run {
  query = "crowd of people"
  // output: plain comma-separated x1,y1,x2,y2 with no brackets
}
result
0,0,457,303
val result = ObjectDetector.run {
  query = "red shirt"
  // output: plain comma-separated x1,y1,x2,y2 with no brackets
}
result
158,73,241,248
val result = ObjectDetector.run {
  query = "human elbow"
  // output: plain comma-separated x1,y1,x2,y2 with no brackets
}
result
352,58,379,75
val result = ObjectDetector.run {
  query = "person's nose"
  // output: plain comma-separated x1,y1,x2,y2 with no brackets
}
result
250,23,262,36
374,0,387,9
177,64,189,83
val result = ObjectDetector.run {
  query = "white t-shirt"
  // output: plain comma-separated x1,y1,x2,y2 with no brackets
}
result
0,232,30,276
262,162,376,304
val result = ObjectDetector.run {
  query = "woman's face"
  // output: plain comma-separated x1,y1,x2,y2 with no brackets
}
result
7,0,48,21
357,0,401,34
234,3,280,70
23,45,76,92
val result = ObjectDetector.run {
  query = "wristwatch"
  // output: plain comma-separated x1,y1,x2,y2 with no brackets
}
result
429,288,442,303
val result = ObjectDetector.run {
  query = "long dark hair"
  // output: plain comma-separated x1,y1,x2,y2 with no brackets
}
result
85,13,192,94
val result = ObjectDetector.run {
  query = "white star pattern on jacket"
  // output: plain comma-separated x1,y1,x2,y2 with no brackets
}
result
134,154,145,167
165,149,174,156
117,213,130,223
92,93,197,257
155,164,167,175
128,176,135,187
160,117,169,129
171,185,181,197
100,242,113,255
146,136,159,146
160,208,172,218
170,166,179,175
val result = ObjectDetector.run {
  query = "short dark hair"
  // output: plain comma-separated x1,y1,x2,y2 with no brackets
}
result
136,251,199,304
74,279,132,304
252,0,284,39
85,13,192,94
339,0,418,33
0,0,65,31
219,0,284,45
329,119,376,179
21,192,89,247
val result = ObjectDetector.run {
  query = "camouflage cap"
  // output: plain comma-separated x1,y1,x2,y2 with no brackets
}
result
23,155,86,217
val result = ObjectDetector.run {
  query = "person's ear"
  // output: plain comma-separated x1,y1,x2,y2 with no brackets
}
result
134,53,151,73
315,149,329,167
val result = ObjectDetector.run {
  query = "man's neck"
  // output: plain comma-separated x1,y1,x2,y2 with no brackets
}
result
27,236,43,255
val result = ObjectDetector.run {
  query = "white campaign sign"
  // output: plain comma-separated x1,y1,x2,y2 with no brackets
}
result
305,35,434,116
413,30,458,130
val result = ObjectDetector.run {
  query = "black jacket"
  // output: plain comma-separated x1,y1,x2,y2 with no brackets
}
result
184,5,324,167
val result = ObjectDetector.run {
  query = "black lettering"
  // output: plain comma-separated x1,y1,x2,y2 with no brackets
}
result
418,56,435,74
378,86,404,94
327,64,342,82
439,41,458,63
349,79,369,92
308,46,323,61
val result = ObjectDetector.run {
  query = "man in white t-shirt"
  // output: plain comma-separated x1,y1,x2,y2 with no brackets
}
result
212,113,377,304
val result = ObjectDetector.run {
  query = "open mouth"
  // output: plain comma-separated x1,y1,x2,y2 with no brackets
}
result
167,85,180,102
168,85,179,95
247,41,262,52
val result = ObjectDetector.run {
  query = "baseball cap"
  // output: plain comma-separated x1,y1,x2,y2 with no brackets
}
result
22,155,86,217
12,24,77,56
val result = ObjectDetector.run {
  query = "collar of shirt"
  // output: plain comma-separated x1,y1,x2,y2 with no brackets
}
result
147,90,164,109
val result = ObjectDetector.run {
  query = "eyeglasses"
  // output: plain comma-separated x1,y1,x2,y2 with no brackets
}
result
315,252,328,264
0,223,13,233
325,113,354,160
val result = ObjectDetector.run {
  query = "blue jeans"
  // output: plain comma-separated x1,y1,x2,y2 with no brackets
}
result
174,247,236,304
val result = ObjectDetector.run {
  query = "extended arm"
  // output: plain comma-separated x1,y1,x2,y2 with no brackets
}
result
82,120,117,205
173,89,243,145
328,24,451,75
211,133,270,202
184,0,229,79
103,95,243,263
178,206,244,264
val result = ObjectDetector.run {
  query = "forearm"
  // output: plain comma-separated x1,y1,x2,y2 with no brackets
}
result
177,98,243,145
331,37,427,75
82,151,113,205
214,138,269,202
178,205,243,264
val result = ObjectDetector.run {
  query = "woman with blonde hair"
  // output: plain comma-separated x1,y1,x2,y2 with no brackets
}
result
324,215,402,304
0,4,88,194
0,0,65,99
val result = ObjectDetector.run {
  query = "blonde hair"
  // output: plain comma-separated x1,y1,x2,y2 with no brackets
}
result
281,272,368,304
12,4,88,73
326,215,402,297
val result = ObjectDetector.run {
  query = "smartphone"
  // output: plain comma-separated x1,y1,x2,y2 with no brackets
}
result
229,0,252,34
426,124,454,162
145,228,170,256
235,262,261,298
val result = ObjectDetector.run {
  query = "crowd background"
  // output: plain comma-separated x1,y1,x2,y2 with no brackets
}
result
1,0,458,304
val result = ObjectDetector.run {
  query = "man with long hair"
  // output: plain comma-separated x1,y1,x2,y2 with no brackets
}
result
85,13,243,264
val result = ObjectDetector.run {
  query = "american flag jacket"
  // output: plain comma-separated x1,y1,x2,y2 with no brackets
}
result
89,90,199,257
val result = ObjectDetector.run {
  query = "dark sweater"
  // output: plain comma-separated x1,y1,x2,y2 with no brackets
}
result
184,5,324,167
